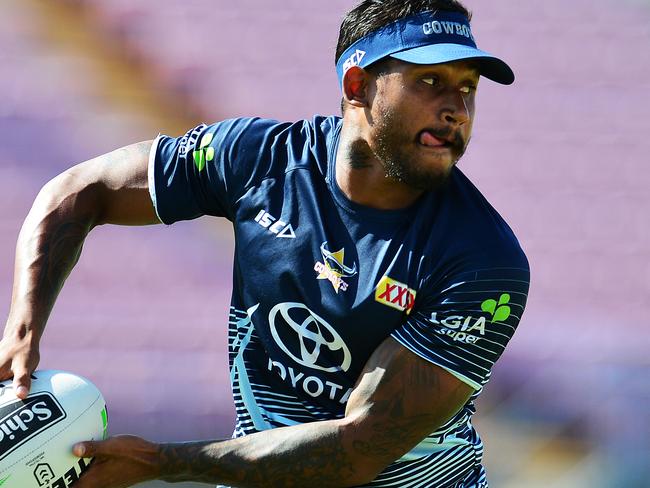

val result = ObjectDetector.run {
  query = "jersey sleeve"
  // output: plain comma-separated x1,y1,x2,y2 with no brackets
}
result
391,265,530,390
149,117,288,224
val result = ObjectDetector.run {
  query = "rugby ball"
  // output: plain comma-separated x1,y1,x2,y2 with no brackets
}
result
0,370,107,488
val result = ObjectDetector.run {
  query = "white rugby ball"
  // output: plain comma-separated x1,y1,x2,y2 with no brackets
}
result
0,370,107,488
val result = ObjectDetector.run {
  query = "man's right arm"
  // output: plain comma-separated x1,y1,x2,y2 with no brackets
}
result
1,140,159,398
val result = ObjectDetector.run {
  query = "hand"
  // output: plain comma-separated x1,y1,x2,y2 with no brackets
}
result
72,435,161,488
0,324,41,399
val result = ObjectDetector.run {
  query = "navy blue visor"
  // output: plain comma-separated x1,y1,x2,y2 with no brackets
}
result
336,11,514,87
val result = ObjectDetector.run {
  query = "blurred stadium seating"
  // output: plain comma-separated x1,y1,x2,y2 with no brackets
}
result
1,0,648,486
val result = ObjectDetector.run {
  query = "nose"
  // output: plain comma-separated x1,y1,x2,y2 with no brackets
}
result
439,90,471,127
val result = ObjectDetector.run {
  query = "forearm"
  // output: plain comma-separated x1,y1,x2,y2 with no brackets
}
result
158,418,374,488
154,341,472,488
71,342,473,488
6,140,156,337
6,172,97,337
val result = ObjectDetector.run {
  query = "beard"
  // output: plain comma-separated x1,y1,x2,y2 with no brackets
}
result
371,105,468,192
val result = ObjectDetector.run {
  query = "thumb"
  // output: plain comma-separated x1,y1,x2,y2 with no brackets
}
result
73,441,97,458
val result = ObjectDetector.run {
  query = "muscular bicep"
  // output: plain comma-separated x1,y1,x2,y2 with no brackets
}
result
343,337,474,473
54,140,159,226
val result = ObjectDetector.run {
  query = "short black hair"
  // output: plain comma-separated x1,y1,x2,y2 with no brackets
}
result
336,0,472,64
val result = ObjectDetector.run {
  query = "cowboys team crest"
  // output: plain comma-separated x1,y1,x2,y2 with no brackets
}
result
313,241,358,293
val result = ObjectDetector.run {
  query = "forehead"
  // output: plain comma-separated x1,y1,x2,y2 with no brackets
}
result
367,58,480,82
392,58,481,78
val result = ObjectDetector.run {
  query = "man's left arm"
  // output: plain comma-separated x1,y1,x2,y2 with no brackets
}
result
72,336,474,488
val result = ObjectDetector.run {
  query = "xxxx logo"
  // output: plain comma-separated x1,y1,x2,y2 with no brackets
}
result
192,132,215,172
375,276,416,314
481,294,511,322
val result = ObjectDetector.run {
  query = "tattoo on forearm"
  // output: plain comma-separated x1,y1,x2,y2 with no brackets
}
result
36,221,89,298
351,394,433,460
233,436,355,488
156,342,470,487
159,432,356,488
351,347,457,462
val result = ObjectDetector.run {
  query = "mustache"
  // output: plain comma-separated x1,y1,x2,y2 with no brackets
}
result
426,127,467,152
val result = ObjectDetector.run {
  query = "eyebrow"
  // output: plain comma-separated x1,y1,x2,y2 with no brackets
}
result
412,65,480,82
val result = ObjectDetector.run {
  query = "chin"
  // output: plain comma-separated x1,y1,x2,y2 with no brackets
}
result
378,142,460,192
386,160,453,192
409,167,453,192
411,153,460,191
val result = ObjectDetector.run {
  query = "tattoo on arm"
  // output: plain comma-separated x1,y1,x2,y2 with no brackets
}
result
36,220,89,297
349,341,468,463
225,436,355,488
158,428,357,488
351,395,433,460
155,341,471,487
7,139,155,342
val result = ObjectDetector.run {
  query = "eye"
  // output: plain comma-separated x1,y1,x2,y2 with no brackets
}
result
460,85,477,95
422,76,440,87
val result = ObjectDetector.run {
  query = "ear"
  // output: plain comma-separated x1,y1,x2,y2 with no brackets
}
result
342,66,370,108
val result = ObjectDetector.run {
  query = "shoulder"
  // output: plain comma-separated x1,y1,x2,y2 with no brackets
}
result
427,168,529,272
206,115,340,148
208,115,341,170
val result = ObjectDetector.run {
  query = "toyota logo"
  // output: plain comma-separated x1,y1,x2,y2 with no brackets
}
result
269,303,352,373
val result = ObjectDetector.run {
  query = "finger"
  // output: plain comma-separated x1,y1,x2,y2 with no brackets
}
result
74,438,124,458
70,459,107,488
12,365,32,400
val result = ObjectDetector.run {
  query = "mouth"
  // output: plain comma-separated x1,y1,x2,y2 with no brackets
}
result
417,130,453,150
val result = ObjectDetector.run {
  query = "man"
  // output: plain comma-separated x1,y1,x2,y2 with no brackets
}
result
0,0,529,486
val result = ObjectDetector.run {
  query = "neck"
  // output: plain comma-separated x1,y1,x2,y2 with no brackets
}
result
335,116,423,210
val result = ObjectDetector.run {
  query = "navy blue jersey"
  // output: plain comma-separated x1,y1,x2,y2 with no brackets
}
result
149,116,530,487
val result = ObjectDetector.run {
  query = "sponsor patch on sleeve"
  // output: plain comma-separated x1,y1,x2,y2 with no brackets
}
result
375,275,417,314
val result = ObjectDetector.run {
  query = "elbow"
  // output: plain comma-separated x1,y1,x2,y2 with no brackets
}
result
338,417,392,487
344,455,387,486
347,466,383,487
34,169,103,229
346,449,387,486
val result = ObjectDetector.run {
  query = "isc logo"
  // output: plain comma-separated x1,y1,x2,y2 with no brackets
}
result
343,49,366,73
254,209,296,239
375,276,417,314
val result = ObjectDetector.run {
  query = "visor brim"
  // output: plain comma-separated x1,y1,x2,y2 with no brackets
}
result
390,43,515,85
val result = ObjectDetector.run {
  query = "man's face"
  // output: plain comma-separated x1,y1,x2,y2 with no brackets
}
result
366,59,479,191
